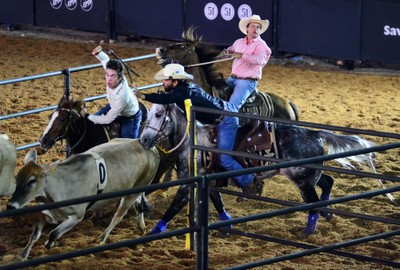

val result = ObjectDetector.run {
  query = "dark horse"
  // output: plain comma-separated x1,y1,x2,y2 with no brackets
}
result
140,103,377,235
39,95,176,193
155,27,299,121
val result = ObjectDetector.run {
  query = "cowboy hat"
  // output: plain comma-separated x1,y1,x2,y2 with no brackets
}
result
238,14,270,35
154,63,194,80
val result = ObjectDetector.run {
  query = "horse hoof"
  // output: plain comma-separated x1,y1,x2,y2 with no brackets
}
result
213,230,231,238
236,197,248,203
321,212,333,221
303,226,316,236
44,241,55,249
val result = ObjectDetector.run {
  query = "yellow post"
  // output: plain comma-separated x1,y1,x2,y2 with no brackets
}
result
184,99,197,250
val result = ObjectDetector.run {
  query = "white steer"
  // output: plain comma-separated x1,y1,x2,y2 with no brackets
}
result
0,134,16,196
7,138,159,260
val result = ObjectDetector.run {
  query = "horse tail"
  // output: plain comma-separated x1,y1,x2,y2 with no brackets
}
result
316,130,375,170
136,193,153,214
317,130,396,203
289,101,300,121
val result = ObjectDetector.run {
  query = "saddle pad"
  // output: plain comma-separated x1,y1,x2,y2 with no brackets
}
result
239,92,274,126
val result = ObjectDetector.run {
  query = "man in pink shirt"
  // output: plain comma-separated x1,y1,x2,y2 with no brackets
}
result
213,15,270,196
223,14,272,110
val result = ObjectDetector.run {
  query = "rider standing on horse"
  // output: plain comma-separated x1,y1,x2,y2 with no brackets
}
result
84,46,142,138
220,15,271,109
134,63,263,196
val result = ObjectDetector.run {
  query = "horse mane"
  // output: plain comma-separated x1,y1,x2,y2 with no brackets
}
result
182,27,225,89
168,103,214,148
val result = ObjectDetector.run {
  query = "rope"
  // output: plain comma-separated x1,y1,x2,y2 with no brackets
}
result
156,131,188,154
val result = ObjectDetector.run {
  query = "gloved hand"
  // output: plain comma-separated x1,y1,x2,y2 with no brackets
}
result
133,88,145,100
80,108,88,118
217,49,229,59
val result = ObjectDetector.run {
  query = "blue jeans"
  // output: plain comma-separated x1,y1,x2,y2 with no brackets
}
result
95,104,142,139
217,102,253,188
226,77,258,109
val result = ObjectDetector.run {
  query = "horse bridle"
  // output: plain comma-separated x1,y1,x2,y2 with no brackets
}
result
144,105,188,154
162,42,195,67
143,105,172,145
53,107,88,152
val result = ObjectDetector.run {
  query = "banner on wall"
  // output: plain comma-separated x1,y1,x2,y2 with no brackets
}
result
114,0,184,40
361,0,400,63
185,0,274,46
0,0,34,25
278,0,361,60
35,0,108,32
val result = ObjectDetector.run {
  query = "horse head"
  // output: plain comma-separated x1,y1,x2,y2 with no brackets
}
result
155,26,223,95
39,96,84,152
139,104,178,150
155,26,202,67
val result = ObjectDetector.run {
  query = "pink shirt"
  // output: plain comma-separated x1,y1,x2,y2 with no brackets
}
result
227,36,271,79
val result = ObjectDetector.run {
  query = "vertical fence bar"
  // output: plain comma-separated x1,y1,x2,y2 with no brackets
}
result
196,175,209,270
63,68,71,100
63,68,71,157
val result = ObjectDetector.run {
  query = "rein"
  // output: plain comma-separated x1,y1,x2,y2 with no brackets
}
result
63,108,88,152
184,56,234,68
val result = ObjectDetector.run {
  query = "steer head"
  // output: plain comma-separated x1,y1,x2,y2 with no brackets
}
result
7,149,58,210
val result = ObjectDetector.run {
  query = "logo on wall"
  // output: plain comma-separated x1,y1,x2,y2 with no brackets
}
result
204,2,253,21
384,25,400,36
50,0,62,9
238,4,252,19
220,3,235,21
81,0,93,12
65,0,78,10
204,3,218,20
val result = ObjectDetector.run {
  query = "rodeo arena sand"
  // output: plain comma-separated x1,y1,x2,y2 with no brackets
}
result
0,25,399,269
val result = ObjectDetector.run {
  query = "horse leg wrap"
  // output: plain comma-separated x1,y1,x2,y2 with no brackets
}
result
320,193,333,221
219,211,231,221
148,219,168,235
304,213,319,236
219,211,233,230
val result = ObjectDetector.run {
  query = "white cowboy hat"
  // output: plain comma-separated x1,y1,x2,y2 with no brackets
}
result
154,63,194,81
239,14,270,35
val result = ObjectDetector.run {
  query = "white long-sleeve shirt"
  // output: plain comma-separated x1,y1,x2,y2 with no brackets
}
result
88,52,139,124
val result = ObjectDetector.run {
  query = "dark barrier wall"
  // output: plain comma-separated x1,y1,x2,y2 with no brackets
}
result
361,0,400,63
185,0,274,46
115,0,184,40
0,0,34,25
35,0,109,32
1,0,399,64
278,0,361,60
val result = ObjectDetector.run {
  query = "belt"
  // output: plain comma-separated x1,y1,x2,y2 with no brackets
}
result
231,74,258,81
120,109,140,120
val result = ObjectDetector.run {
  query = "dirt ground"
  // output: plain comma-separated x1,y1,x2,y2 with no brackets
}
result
0,26,399,269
